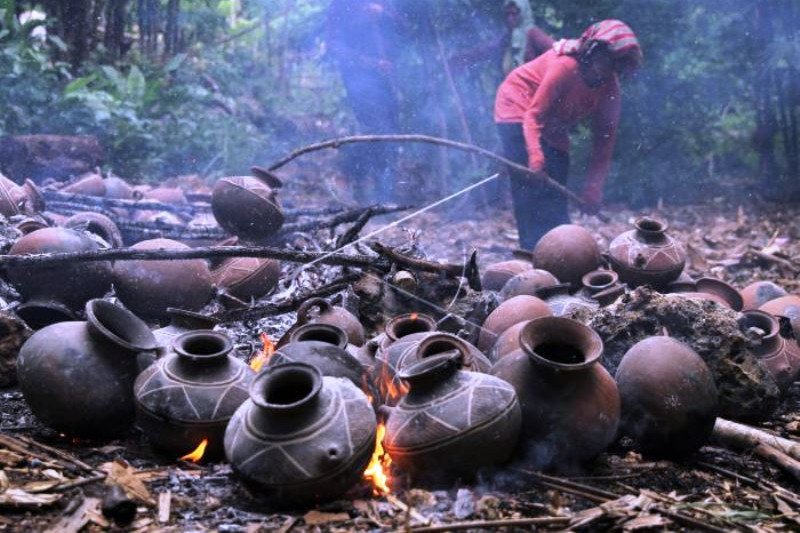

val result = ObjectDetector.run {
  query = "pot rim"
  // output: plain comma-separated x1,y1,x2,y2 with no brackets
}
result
634,216,668,235
16,299,77,330
172,330,233,362
385,312,437,342
85,299,158,352
289,322,349,349
695,277,744,311
519,316,603,371
582,269,619,291
397,350,461,384
250,362,322,412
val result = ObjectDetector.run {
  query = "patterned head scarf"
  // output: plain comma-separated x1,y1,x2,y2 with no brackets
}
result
503,0,536,72
553,19,643,72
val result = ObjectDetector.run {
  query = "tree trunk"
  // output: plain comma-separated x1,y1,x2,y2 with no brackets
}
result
104,0,129,59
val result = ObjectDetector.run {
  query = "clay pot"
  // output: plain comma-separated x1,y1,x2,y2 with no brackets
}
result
211,175,284,242
5,228,113,326
145,187,187,204
0,178,43,217
0,174,20,217
17,299,158,437
64,212,124,248
615,336,718,457
741,281,788,311
224,362,376,506
212,256,281,308
152,308,220,355
14,301,78,331
14,217,49,235
760,295,800,321
581,270,625,307
487,320,529,362
490,317,620,470
535,284,598,317
376,332,490,406
499,269,559,300
113,239,215,321
608,217,686,289
61,174,106,196
739,311,800,393
103,177,136,199
384,351,521,483
532,224,602,286
481,259,532,291
694,278,743,311
477,295,551,352
665,281,731,308
134,330,253,460
296,297,365,347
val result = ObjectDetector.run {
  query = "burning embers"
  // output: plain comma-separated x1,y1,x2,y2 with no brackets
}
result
249,332,276,372
363,423,392,496
180,438,209,463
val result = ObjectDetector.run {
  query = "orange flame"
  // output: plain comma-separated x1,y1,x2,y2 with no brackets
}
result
377,362,409,404
250,333,275,372
363,423,391,496
179,438,208,463
410,312,419,320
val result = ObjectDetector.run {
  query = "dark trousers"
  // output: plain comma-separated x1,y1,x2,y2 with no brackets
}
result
497,122,570,250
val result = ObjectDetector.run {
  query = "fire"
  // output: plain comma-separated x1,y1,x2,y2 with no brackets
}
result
249,332,275,372
363,423,392,496
377,362,409,404
179,438,208,463
410,312,419,320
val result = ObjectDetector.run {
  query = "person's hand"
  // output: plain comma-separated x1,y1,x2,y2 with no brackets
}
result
581,181,604,214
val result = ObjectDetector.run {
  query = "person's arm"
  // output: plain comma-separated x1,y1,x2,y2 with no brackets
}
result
524,27,554,62
582,83,621,210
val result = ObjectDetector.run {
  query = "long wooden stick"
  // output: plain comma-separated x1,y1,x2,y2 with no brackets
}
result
407,516,570,533
713,418,800,462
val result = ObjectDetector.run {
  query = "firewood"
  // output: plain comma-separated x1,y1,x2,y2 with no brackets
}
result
713,418,800,461
407,516,570,532
46,496,99,532
754,443,800,482
157,491,171,524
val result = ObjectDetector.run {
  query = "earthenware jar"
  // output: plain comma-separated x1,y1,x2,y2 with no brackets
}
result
211,174,284,242
741,281,787,311
65,212,124,248
375,312,438,357
760,295,800,322
535,284,599,317
481,259,532,291
61,173,106,196
581,270,625,307
212,256,281,308
296,297,365,347
608,217,686,289
17,299,158,437
739,311,800,393
145,187,187,204
615,336,718,457
477,295,551,352
103,176,136,199
14,217,49,235
113,239,215,321
4,179,44,215
694,278,743,311
152,308,220,354
224,362,376,506
490,317,620,471
134,330,253,460
532,224,602,287
499,269,559,300
384,351,521,484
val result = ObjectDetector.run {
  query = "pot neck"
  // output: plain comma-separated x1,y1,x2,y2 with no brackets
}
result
634,217,669,243
289,322,349,349
739,311,781,355
519,317,602,373
250,362,323,420
398,350,462,395
85,299,158,353
172,331,232,366
385,313,437,342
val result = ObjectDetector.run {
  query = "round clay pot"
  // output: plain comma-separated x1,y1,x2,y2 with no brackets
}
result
0,175,21,217
582,270,626,307
615,336,718,457
532,224,602,287
212,256,281,307
145,187,187,204
296,297,365,347
739,311,800,393
374,312,438,361
477,295,551,352
760,295,800,322
7,179,45,215
490,317,620,471
481,259,532,291
375,332,491,406
152,308,220,354
134,330,253,461
608,217,686,289
103,177,135,199
5,228,113,319
535,283,599,317
113,239,215,321
741,281,788,311
61,174,106,196
694,278,743,311
499,269,559,300
14,300,77,331
224,362,376,506
211,175,284,242
384,351,521,484
17,299,158,437
665,281,731,308
64,212,124,248
487,320,529,362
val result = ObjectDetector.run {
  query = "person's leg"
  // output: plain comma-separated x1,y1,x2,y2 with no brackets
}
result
497,122,540,250
535,141,571,231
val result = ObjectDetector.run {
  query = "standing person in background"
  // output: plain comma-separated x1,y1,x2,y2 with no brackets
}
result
495,20,643,249
327,0,402,204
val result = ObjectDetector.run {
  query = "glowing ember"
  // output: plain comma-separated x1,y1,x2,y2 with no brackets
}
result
249,332,275,372
363,423,391,496
410,312,419,320
179,438,208,463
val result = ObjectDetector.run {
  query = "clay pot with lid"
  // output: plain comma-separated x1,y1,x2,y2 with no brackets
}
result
211,173,284,242
212,256,281,308
296,297,365,347
499,268,559,300
134,330,253,460
615,336,718,457
739,311,800,393
477,295,551,352
17,299,158,437
65,212,124,248
608,217,686,289
481,259,532,291
532,224,602,287
4,227,113,330
760,295,800,322
224,362,376,506
384,351,521,484
490,317,620,471
113,239,215,321
741,281,787,311
535,283,598,317
61,173,106,196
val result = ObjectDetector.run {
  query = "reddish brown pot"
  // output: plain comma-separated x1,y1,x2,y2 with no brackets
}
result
5,228,113,320
694,278,743,311
103,177,135,199
384,351,521,484
581,270,626,307
499,269,559,300
61,173,106,196
739,311,800,393
536,284,598,317
113,239,215,321
145,187,187,204
224,362,376,506
212,256,281,307
64,212,124,248
134,330,253,461
490,317,620,471
608,217,686,289
741,281,788,311
481,259,532,291
487,320,529,362
0,178,43,217
211,175,284,242
477,295,551,352
615,336,718,458
532,224,602,287
377,312,438,356
665,281,731,308
759,295,800,322
14,217,49,235
296,297,365,347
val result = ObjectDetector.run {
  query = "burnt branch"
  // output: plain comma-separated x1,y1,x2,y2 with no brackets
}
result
279,203,412,235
